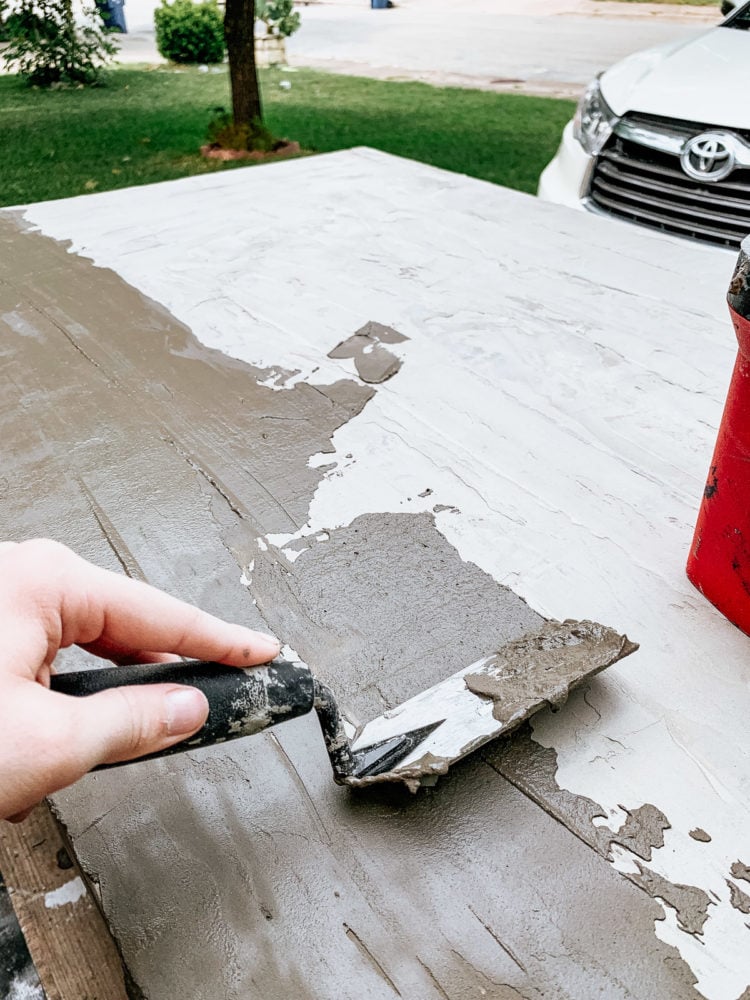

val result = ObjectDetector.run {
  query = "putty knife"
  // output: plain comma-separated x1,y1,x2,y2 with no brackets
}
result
50,619,636,789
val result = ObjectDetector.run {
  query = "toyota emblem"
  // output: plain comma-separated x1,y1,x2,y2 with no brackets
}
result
680,133,736,183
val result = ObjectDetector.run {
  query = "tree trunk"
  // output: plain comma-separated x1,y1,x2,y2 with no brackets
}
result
224,0,262,127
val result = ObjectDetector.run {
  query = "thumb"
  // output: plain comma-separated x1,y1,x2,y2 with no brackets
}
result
74,684,210,768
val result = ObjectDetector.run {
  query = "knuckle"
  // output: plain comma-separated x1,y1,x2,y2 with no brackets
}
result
7,539,76,601
112,687,162,758
17,538,74,568
34,714,88,792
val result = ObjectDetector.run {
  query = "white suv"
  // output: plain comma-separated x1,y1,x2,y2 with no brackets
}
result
538,3,750,249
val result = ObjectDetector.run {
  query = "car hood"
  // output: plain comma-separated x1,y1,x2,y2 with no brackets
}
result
600,27,750,129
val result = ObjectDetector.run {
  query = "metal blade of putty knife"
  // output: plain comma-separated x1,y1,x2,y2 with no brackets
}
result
341,619,637,792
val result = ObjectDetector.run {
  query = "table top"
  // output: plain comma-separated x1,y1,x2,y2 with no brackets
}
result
3,148,747,1000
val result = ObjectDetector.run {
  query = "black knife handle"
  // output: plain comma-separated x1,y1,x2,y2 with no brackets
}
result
49,658,315,767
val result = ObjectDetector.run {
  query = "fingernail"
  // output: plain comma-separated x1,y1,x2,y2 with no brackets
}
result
254,633,281,657
165,688,208,736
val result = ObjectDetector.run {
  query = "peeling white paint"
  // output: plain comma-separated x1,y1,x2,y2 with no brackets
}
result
610,841,747,997
6,969,44,1000
44,876,86,909
591,805,630,832
266,539,305,563
239,559,255,587
21,148,749,998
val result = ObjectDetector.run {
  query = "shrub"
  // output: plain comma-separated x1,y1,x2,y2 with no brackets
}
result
256,0,300,38
2,0,116,86
0,0,21,41
154,0,225,64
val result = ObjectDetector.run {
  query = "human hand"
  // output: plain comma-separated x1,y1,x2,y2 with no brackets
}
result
0,539,280,822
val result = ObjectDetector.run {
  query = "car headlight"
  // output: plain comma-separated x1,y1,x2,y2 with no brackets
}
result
573,78,619,156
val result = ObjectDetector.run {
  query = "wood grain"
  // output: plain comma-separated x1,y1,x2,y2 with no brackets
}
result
0,803,128,1000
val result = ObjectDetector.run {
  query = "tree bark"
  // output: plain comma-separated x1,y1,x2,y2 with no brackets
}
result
224,0,262,127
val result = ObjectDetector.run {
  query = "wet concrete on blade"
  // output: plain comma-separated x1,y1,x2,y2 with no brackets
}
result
463,619,637,726
0,217,701,999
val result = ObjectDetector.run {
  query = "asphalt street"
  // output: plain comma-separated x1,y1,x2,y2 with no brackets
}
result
119,0,718,93
285,0,712,90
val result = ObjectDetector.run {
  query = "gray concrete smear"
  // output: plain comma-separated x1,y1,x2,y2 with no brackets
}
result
252,511,543,722
629,864,712,937
732,861,750,884
252,514,701,996
489,728,712,945
689,828,712,843
464,620,638,726
610,804,671,862
0,216,703,999
487,726,616,853
327,320,408,384
727,880,750,915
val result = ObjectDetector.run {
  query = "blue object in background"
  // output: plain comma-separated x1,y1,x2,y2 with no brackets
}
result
371,0,390,8
96,0,127,32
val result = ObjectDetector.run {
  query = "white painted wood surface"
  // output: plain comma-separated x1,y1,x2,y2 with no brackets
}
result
21,148,749,999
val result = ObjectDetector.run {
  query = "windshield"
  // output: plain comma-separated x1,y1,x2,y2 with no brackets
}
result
724,2,750,28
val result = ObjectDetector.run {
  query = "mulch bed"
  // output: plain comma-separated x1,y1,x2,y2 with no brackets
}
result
200,140,301,162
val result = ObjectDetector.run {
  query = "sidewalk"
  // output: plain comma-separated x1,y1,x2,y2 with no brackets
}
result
111,34,587,98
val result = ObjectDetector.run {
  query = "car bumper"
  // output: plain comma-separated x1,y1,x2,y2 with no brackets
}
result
537,121,594,209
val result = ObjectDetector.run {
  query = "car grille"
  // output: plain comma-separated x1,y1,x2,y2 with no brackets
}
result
588,115,750,250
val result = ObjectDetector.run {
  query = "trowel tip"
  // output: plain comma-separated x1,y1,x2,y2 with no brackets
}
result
351,719,444,779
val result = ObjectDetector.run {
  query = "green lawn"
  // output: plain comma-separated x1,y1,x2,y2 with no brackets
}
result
0,66,574,206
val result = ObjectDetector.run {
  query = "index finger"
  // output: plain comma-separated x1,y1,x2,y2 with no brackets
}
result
1,539,280,670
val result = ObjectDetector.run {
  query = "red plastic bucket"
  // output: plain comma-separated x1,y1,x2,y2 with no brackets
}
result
687,235,750,633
